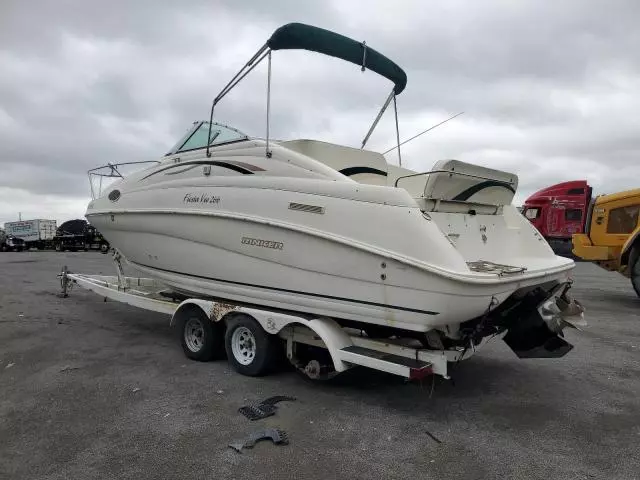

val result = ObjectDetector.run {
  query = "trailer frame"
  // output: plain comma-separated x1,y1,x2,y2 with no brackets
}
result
58,256,491,381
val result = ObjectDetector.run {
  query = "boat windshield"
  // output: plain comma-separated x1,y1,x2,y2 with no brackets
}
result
166,122,249,155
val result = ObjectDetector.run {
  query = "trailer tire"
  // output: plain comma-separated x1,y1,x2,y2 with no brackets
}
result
630,246,640,298
179,308,223,362
225,315,279,377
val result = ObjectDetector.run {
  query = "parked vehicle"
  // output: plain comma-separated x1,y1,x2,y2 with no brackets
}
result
3,219,57,250
572,188,640,297
1,229,26,252
53,219,110,253
521,181,592,256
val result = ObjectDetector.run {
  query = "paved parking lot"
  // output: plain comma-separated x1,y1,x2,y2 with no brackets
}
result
1,252,639,480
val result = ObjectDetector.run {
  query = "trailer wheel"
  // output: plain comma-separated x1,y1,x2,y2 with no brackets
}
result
179,308,223,362
100,243,109,254
225,315,279,376
630,247,640,298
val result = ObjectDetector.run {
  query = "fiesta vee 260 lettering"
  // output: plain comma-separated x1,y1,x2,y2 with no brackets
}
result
183,193,221,205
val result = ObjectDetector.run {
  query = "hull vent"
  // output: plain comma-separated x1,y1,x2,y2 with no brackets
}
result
289,202,325,214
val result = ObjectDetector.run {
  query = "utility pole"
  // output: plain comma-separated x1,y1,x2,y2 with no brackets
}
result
18,212,21,221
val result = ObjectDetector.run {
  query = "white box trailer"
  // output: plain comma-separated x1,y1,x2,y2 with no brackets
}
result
4,219,57,249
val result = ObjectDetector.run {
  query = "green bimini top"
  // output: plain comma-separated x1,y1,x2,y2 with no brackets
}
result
267,22,407,95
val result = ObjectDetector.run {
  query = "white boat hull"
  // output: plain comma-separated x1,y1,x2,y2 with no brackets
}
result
86,140,575,334
88,194,572,332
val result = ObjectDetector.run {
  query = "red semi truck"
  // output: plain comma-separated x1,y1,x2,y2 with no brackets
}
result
521,180,593,256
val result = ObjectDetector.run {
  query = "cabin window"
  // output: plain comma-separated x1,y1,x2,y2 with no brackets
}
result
567,188,585,195
524,208,540,220
606,205,640,234
565,209,582,221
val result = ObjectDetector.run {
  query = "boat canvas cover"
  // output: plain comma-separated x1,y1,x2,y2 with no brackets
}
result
267,23,407,94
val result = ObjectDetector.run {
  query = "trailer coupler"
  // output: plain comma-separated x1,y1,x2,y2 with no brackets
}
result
58,265,73,298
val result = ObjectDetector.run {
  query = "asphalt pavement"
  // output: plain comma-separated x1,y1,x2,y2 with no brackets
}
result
1,252,639,480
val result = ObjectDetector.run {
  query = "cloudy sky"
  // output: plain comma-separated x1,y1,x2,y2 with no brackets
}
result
2,0,639,225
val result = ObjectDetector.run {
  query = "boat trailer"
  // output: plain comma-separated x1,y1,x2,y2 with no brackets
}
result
57,256,485,381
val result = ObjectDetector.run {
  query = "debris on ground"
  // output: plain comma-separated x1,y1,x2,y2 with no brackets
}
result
228,428,289,453
5,363,15,369
239,403,277,420
238,395,296,421
59,365,80,372
425,430,442,444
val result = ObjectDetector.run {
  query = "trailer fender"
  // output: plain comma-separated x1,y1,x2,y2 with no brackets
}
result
282,317,353,372
169,299,236,327
231,309,352,372
232,308,354,372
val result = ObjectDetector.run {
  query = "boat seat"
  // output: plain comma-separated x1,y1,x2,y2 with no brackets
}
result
422,159,518,206
393,159,519,214
281,139,389,185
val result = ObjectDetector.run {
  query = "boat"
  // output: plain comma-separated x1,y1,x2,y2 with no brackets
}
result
86,23,585,359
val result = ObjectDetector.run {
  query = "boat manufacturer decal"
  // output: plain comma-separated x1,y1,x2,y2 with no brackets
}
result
241,236,284,250
183,193,221,205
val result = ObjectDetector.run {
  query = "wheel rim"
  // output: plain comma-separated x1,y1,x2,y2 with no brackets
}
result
231,326,256,365
184,317,205,352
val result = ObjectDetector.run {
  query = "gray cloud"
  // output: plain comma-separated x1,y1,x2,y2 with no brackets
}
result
1,0,640,224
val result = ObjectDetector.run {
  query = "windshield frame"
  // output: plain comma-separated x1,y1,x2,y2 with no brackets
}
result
165,121,249,156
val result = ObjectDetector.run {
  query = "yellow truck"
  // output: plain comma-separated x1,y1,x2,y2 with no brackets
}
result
572,188,640,297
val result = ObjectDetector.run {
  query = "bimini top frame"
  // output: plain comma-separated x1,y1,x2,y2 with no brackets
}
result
206,22,408,165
